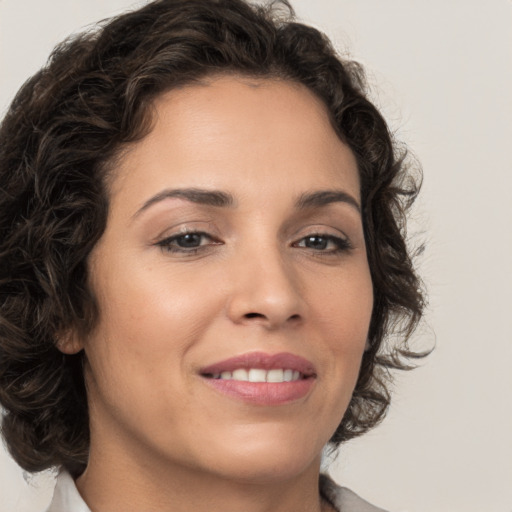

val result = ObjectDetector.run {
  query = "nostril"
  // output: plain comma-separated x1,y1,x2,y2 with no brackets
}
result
243,312,302,323
245,312,265,319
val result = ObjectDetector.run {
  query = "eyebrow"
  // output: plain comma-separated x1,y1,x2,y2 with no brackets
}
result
133,188,235,218
133,186,360,219
295,190,361,213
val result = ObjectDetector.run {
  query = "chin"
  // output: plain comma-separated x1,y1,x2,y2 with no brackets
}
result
193,425,326,484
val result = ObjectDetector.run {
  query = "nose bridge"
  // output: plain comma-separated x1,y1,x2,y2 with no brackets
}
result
226,238,304,327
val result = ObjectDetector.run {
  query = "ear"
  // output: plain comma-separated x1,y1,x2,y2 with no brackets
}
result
55,329,84,355
364,338,371,352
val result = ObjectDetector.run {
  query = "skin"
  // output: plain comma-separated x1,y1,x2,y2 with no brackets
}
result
62,76,373,512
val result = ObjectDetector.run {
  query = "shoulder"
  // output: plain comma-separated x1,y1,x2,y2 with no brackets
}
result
320,474,389,512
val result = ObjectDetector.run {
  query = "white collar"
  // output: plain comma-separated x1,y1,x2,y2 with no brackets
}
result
45,471,91,512
45,470,385,512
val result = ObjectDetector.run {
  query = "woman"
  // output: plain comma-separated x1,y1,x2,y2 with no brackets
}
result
0,0,424,511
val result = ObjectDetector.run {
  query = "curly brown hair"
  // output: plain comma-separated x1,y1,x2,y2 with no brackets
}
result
0,0,425,476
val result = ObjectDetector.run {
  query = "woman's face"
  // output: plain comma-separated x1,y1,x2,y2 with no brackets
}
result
75,76,373,483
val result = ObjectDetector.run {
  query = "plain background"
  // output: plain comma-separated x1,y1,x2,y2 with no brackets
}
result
1,1,511,511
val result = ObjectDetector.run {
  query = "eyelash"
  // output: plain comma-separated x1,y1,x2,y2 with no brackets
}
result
155,231,352,255
292,234,352,253
155,231,218,254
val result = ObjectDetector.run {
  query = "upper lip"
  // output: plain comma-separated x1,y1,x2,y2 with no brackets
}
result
200,352,316,377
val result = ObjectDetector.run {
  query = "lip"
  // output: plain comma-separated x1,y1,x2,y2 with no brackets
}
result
200,352,316,406
200,351,316,376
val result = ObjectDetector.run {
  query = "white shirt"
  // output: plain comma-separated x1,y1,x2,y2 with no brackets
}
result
45,471,388,512
44,471,91,512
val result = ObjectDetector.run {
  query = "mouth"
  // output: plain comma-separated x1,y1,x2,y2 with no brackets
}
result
205,368,305,383
199,352,316,405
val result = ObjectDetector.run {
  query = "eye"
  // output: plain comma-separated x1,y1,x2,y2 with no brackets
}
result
155,231,219,253
294,234,351,253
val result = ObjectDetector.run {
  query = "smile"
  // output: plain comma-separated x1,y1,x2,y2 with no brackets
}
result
208,368,304,382
200,352,316,405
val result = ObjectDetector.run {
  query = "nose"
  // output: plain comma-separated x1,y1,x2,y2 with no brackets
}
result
225,245,305,330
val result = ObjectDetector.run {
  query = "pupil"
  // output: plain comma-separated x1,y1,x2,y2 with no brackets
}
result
178,234,201,247
306,236,327,249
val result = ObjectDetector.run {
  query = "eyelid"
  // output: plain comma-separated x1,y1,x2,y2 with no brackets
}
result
152,225,223,256
159,230,215,243
151,223,353,256
157,230,213,243
291,223,350,241
293,233,352,249
151,220,217,243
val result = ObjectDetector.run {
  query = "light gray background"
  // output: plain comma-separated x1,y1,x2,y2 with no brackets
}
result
1,1,511,511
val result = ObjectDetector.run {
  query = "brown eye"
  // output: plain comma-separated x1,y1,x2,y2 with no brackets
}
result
174,233,205,248
303,236,329,250
294,234,351,253
156,231,218,253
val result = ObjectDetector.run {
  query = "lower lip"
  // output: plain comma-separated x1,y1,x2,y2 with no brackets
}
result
203,378,315,405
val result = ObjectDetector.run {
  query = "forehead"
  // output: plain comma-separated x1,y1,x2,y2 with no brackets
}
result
109,76,360,211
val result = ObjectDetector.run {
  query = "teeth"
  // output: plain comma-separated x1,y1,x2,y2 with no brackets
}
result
212,368,303,383
266,369,284,382
232,369,249,381
248,369,267,382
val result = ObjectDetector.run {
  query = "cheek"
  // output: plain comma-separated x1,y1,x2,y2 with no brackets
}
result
93,261,221,345
312,264,373,339
82,264,224,401
310,263,373,384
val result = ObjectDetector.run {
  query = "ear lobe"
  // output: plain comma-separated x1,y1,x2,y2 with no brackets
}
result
55,330,84,354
